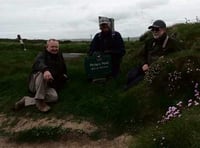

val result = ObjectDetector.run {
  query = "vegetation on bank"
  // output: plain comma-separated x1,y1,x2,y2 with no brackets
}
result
0,22,199,146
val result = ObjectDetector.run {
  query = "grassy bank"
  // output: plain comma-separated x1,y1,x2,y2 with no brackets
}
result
0,22,199,146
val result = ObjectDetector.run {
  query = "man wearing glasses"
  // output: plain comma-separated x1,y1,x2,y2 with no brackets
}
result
142,20,181,72
125,20,181,90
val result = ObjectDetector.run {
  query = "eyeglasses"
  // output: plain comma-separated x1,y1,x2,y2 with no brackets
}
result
151,27,160,32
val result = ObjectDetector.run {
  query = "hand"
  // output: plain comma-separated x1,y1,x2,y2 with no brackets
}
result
63,74,68,78
43,71,54,81
142,64,149,72
159,56,164,59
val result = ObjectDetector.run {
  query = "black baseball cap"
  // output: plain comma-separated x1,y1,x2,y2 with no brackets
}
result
148,20,166,29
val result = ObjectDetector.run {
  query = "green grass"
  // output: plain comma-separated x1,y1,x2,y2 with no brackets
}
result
131,107,200,148
0,22,199,145
0,49,129,128
14,126,67,142
0,39,90,53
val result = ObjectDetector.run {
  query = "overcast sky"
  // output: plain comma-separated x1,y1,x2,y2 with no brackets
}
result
0,0,199,39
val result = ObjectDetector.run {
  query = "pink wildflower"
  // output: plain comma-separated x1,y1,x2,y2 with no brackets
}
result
171,106,177,112
188,99,193,103
194,101,199,106
188,102,192,107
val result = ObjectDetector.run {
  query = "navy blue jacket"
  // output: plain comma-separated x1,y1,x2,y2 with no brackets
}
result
89,31,125,57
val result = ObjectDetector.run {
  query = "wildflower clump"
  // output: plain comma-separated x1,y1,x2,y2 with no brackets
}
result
158,82,200,124
145,56,200,98
144,58,174,84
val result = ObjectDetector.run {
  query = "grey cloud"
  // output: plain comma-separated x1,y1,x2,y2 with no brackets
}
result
0,0,199,39
137,0,170,9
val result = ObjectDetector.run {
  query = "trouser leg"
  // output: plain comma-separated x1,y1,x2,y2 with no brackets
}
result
33,72,46,100
45,88,58,103
125,67,145,90
24,72,58,106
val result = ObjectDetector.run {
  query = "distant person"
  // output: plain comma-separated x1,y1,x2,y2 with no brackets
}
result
14,39,68,112
125,20,181,90
88,17,125,78
17,34,27,51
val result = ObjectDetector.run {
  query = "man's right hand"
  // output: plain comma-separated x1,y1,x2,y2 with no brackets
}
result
142,64,149,72
43,70,54,81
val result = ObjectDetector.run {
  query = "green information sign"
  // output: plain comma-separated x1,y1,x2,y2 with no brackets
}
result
84,55,112,79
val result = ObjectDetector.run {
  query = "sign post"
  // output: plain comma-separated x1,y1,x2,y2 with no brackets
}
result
84,54,112,80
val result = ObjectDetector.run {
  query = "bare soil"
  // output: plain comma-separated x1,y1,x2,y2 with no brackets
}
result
0,114,132,148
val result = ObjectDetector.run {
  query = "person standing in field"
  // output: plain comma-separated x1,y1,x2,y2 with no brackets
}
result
88,16,125,78
17,34,27,51
14,39,68,112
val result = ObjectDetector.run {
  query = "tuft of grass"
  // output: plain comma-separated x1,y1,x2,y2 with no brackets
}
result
14,126,67,143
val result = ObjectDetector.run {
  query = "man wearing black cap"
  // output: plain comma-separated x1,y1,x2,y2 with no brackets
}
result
142,19,181,71
125,20,181,90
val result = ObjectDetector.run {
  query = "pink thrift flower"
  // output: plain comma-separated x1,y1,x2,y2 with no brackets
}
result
168,114,173,118
188,99,193,103
171,106,177,112
165,110,171,115
195,83,199,89
188,102,192,107
174,110,180,116
194,92,199,97
165,117,170,120
194,101,199,106
176,101,183,107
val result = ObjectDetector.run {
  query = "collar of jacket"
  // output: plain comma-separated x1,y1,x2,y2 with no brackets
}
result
45,49,60,57
152,33,169,49
100,30,113,37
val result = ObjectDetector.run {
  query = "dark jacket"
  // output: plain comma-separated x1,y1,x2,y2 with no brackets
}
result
125,33,181,90
143,33,181,65
31,50,67,91
89,31,125,57
88,31,125,77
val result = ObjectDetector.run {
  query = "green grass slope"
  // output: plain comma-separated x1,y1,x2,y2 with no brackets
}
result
0,22,199,145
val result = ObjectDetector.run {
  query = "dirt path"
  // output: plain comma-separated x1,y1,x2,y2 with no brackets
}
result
0,114,132,148
0,135,132,148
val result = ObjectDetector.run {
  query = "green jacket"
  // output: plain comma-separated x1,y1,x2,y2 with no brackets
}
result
143,33,181,65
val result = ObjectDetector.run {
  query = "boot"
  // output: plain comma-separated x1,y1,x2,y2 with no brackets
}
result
35,100,50,112
14,97,25,110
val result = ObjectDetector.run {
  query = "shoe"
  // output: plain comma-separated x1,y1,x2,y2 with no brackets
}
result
36,100,51,112
14,97,25,110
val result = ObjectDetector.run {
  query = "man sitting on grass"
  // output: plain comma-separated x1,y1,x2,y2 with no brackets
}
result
125,20,182,90
14,39,68,112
